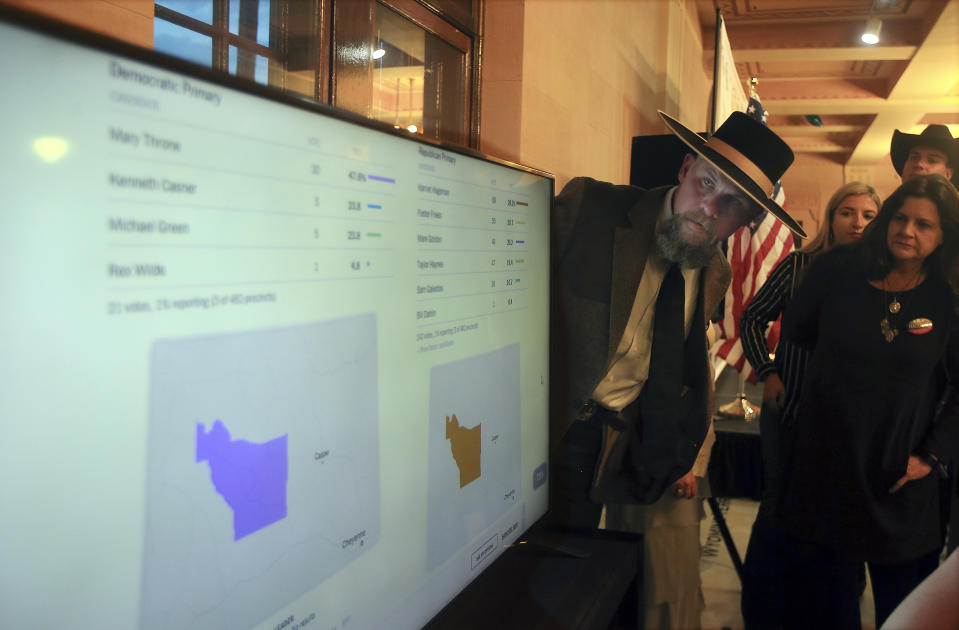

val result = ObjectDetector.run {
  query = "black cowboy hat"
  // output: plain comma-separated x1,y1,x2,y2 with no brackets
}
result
658,110,805,238
890,124,959,186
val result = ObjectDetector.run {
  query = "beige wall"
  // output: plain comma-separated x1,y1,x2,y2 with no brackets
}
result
3,0,153,48
845,159,903,202
480,0,909,228
482,0,711,191
780,155,904,241
779,155,848,240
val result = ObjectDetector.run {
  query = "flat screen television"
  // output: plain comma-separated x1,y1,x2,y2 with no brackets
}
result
0,8,552,629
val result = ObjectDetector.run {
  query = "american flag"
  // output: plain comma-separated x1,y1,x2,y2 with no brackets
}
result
710,93,795,382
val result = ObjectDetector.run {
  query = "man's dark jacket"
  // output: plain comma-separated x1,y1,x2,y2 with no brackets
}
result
550,176,732,504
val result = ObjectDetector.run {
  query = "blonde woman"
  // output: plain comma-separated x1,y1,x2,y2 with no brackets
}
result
743,182,881,419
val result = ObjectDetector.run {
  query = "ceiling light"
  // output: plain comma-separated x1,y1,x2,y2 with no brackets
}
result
372,48,385,60
861,16,882,45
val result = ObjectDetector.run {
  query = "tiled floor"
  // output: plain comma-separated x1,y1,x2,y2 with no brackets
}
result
699,497,876,630
699,497,752,630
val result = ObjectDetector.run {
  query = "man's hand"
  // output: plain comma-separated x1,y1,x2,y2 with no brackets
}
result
672,471,698,499
762,373,786,408
889,455,933,493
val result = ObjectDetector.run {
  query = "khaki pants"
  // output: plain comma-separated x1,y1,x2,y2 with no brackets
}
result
606,492,705,630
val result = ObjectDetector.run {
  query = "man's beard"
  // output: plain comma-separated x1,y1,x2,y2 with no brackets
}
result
655,213,719,268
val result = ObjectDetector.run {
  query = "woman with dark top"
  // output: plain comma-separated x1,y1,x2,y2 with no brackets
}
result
780,174,959,630
739,182,880,629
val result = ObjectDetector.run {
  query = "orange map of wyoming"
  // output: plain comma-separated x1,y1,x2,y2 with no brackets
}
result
445,414,481,488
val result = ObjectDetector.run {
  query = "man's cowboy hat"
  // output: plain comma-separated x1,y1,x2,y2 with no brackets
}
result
890,124,959,186
658,110,805,238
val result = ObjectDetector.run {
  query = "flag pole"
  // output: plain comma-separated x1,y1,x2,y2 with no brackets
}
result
706,7,749,586
716,75,768,423
710,8,721,135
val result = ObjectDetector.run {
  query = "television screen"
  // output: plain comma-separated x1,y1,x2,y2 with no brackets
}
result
0,9,552,630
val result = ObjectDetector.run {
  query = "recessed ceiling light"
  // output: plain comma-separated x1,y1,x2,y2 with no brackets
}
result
861,16,882,45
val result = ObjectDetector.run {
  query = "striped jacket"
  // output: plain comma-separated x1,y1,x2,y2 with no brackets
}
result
739,250,810,420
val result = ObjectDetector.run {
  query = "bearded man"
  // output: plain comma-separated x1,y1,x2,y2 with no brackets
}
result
549,110,804,629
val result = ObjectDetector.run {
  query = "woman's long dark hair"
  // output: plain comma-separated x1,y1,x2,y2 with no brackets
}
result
857,174,959,291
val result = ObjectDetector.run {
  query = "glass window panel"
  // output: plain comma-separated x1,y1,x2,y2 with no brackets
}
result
154,18,212,67
228,45,269,86
257,1,270,46
423,32,466,145
368,3,468,144
229,0,271,47
156,0,212,24
372,5,425,134
255,54,269,84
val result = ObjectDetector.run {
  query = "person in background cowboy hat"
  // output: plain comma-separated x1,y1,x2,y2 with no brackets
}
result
893,123,959,560
891,124,958,186
549,110,804,629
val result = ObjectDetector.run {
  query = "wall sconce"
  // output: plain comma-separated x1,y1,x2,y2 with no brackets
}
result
861,16,882,45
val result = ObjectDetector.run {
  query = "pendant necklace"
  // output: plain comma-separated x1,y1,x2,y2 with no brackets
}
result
880,313,898,343
880,269,922,342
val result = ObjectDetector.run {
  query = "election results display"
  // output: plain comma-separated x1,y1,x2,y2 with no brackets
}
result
0,10,551,630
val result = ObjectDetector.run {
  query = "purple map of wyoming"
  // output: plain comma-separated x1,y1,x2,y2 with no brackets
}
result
196,420,289,541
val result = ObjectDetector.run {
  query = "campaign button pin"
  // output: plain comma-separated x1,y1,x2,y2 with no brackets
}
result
907,318,933,334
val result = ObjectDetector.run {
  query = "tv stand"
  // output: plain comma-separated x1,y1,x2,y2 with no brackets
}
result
424,520,643,630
